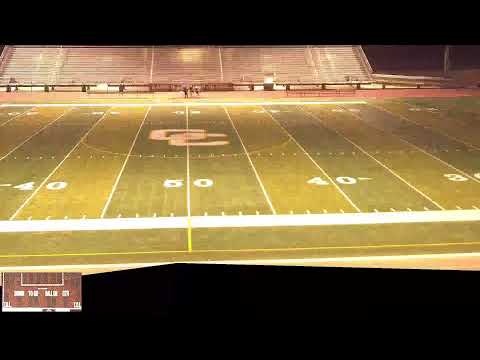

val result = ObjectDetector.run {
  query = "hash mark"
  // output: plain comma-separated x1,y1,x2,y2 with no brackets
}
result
407,208,412,211
390,208,396,212
456,206,462,210
473,206,479,210
424,207,430,211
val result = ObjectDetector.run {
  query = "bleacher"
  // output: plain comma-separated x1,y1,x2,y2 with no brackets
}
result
0,45,373,87
57,47,151,84
0,46,61,84
310,46,371,83
151,47,221,83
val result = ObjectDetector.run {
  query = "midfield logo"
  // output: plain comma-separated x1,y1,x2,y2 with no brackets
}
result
149,129,229,146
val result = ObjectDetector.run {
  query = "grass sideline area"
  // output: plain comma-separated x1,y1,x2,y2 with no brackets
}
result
0,95,480,267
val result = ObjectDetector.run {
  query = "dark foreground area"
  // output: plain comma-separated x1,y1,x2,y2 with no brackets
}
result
2,264,480,322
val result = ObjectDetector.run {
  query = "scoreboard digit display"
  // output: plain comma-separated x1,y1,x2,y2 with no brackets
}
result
2,272,82,312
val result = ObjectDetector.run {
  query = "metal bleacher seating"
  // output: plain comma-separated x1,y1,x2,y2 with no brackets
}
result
0,45,372,86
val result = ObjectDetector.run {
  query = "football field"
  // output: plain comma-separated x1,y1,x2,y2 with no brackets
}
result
1,96,480,266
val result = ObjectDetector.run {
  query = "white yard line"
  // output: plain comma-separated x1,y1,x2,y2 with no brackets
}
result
262,105,361,213
368,103,480,184
2,210,480,232
223,106,276,215
301,106,445,210
387,101,480,152
100,106,152,218
0,108,72,162
0,100,368,108
9,109,112,220
186,104,191,218
0,107,35,128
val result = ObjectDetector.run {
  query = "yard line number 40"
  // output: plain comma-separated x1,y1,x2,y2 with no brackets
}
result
12,181,68,191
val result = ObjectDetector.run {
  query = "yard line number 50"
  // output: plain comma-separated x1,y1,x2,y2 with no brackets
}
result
164,179,213,188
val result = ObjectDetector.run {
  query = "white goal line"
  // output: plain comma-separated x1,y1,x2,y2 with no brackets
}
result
0,100,367,108
1,210,480,233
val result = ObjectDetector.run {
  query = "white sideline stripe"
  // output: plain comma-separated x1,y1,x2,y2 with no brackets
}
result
100,106,151,218
262,105,361,213
0,101,367,108
9,109,112,220
186,104,191,217
301,106,445,211
4,252,480,271
223,106,276,215
0,108,72,162
2,210,480,232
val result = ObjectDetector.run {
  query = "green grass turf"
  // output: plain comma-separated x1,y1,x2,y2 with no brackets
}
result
0,221,479,266
306,103,480,210
1,98,480,266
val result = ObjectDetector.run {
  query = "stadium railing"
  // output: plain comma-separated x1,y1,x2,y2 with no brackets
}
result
286,88,357,97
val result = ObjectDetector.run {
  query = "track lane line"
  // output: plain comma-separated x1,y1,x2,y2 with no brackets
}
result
100,106,152,218
186,104,192,252
9,108,113,220
1,239,480,259
223,106,276,215
261,105,361,213
300,105,445,211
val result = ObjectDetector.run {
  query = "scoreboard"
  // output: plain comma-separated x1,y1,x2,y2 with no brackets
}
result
2,272,82,312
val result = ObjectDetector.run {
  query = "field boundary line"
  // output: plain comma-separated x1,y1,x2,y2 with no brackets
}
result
9,108,113,220
2,239,480,259
367,102,480,184
0,108,73,162
261,105,361,212
300,105,445,210
100,106,152,218
223,106,276,215
186,104,192,251
0,107,35,128
0,101,368,108
4,209,480,232
4,252,480,270
400,100,480,151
